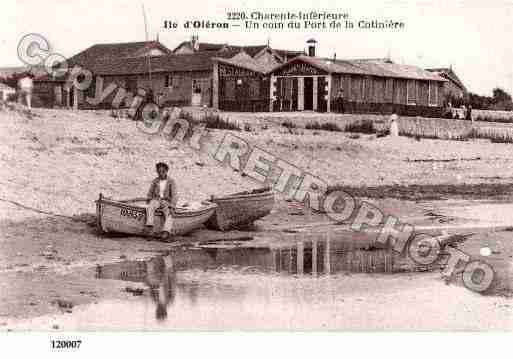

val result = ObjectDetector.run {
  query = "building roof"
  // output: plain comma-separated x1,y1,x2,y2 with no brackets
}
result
172,41,225,53
425,67,466,91
271,56,371,76
67,41,172,69
274,49,305,59
271,55,447,81
173,41,303,60
353,60,447,81
213,52,274,73
87,49,240,76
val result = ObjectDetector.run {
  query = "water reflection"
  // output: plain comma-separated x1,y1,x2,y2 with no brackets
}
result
97,255,177,320
97,237,396,320
145,256,175,320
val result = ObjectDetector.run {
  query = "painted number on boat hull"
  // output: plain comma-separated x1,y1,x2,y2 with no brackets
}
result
120,208,144,221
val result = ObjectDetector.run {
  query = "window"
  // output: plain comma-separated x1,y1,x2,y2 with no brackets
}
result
428,81,438,106
249,79,260,98
407,80,417,105
125,77,137,93
225,80,235,100
192,79,202,94
164,74,173,88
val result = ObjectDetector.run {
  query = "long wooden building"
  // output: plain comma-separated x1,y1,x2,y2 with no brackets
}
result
213,53,447,117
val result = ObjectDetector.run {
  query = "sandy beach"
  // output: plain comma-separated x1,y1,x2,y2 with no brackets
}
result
0,106,512,330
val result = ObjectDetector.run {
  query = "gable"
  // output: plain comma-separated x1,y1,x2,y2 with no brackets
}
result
273,60,328,76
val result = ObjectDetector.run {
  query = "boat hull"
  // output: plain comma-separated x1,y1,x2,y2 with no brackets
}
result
205,188,275,231
96,196,217,236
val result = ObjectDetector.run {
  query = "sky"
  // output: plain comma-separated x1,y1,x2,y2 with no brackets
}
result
2,0,512,96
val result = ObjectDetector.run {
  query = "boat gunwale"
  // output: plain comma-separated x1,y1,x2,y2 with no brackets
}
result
96,197,217,218
212,190,275,202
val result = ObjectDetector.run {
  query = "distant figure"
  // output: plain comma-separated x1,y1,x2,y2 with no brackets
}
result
459,105,467,120
466,104,473,122
445,101,453,118
336,87,345,113
17,73,34,109
146,162,178,241
389,113,399,137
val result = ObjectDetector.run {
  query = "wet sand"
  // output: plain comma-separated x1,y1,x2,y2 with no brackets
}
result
5,271,512,331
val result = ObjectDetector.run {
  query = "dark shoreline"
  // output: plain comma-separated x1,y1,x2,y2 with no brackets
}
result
328,183,513,201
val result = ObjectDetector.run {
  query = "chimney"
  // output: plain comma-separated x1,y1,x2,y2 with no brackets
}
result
306,38,317,57
191,35,199,51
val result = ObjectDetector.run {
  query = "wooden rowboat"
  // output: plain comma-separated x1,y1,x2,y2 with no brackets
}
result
205,187,274,231
95,194,217,236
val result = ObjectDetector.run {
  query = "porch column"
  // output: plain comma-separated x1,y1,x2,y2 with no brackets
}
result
212,62,219,110
326,75,332,113
298,77,304,111
269,75,277,112
63,86,71,108
324,232,331,275
54,85,62,107
313,76,318,111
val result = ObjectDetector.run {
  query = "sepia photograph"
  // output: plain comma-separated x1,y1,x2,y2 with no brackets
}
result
0,0,512,351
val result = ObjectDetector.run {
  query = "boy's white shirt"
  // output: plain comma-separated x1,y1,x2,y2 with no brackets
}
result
158,179,168,198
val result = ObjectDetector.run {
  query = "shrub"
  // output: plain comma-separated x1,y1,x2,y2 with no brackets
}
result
305,121,341,132
281,120,296,129
305,121,322,130
204,114,240,131
321,122,342,132
344,119,375,134
179,110,240,131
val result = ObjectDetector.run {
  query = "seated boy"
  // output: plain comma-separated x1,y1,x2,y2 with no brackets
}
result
146,162,177,240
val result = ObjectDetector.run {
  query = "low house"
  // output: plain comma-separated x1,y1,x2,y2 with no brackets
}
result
0,83,16,101
213,52,275,112
78,49,241,109
265,55,447,116
33,40,173,108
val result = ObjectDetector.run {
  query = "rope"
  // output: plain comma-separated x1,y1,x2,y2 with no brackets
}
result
0,197,90,223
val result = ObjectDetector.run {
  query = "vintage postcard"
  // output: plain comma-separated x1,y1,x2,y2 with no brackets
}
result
1,0,512,347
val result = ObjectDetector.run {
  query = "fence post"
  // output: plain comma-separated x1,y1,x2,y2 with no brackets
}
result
297,238,304,275
324,232,331,275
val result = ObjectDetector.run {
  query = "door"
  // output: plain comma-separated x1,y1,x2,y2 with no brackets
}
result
291,78,298,111
191,79,202,106
304,77,313,110
317,77,327,112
